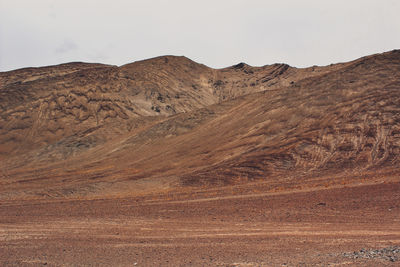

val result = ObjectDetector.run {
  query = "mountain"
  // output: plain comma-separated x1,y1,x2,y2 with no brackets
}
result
0,50,399,200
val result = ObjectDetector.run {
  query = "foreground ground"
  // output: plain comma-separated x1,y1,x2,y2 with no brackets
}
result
1,180,399,266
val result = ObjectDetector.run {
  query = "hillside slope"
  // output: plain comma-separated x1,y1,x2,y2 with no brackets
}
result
0,50,399,200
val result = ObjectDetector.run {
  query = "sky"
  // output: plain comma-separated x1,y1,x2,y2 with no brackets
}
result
0,0,399,71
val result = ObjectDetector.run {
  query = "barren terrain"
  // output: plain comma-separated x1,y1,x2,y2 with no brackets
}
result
1,50,400,266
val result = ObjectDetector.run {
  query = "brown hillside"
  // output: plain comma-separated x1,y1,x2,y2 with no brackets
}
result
1,51,400,199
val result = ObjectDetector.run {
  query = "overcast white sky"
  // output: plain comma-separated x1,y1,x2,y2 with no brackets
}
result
1,0,399,71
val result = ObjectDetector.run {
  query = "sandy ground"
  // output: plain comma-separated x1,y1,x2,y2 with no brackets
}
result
1,181,399,266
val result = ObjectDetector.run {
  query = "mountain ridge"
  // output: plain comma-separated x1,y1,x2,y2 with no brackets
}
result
1,50,399,200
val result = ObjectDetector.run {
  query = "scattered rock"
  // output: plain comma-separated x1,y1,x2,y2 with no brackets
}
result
151,106,161,113
343,246,400,262
233,62,246,69
213,80,224,89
